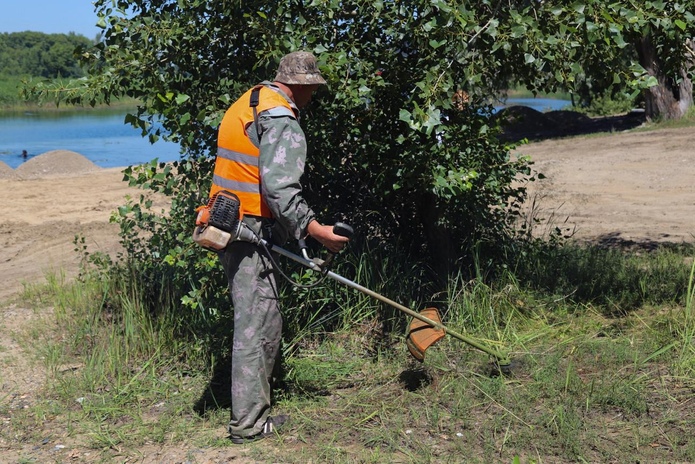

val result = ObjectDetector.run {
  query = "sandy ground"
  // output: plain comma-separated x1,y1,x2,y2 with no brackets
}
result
2,126,693,301
0,126,694,462
514,126,695,247
0,151,147,301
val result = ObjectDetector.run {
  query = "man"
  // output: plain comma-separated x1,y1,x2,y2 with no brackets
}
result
211,51,349,443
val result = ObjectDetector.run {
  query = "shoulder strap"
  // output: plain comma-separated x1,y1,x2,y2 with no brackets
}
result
249,85,263,140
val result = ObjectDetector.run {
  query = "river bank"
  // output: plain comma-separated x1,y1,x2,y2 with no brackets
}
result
0,73,140,110
2,122,694,299
0,124,694,463
0,107,181,169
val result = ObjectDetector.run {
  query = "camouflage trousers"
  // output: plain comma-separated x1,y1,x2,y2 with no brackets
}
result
218,234,282,438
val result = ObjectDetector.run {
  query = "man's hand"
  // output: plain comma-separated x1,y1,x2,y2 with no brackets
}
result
307,220,350,253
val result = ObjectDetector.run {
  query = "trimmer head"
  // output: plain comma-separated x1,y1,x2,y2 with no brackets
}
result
493,360,513,376
406,307,446,362
405,307,513,374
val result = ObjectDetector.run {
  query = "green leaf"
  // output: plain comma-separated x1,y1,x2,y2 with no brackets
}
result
572,2,586,14
650,1,666,11
613,34,627,48
429,39,446,49
423,19,437,32
645,75,658,87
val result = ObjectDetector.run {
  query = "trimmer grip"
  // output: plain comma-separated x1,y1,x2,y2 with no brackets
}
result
333,222,354,238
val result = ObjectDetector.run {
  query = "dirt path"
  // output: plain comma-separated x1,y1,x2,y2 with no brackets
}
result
515,126,695,247
0,127,694,461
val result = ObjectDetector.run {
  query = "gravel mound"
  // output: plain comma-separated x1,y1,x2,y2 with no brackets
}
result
15,150,101,179
0,161,18,180
495,106,551,134
496,106,645,142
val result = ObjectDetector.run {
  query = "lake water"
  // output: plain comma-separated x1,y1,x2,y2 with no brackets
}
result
0,109,182,169
495,97,572,113
0,98,571,169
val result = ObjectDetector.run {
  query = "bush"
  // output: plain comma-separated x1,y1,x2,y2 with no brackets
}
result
575,89,638,117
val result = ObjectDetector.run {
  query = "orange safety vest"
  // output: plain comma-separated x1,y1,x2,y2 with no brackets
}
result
210,85,296,218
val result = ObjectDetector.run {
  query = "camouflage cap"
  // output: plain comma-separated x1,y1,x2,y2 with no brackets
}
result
274,51,327,85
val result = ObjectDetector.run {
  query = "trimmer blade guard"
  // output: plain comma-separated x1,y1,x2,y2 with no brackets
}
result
406,307,446,361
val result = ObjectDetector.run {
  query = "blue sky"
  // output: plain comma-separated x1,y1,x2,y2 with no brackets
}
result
0,0,101,39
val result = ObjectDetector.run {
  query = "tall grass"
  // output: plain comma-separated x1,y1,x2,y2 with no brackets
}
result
677,258,695,374
13,265,229,452
10,233,695,462
511,240,695,313
280,238,437,356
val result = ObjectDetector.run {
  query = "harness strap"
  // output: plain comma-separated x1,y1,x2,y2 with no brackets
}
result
249,85,262,140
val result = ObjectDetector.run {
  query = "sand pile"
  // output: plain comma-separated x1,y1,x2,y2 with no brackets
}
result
0,161,17,180
14,150,101,179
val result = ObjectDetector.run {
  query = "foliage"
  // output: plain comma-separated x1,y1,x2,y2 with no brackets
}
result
572,88,638,117
0,32,93,78
114,158,232,340
499,1,695,114
21,0,695,332
0,74,24,106
11,245,695,462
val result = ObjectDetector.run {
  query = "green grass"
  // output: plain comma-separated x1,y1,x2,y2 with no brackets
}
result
649,104,695,129
0,73,141,111
3,241,694,463
0,74,28,107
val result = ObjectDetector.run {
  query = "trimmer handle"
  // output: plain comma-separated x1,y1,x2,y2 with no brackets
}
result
333,222,354,238
298,222,354,260
315,222,354,271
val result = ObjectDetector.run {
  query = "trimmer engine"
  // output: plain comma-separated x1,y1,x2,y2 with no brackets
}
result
206,190,242,233
193,191,242,251
193,190,258,251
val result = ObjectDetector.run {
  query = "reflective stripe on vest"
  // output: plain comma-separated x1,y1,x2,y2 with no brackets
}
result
210,85,295,217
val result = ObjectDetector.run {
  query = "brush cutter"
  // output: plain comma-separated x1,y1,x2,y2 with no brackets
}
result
253,223,510,372
192,191,511,372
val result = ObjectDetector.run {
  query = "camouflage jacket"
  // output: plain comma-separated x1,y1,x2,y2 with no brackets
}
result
247,81,316,242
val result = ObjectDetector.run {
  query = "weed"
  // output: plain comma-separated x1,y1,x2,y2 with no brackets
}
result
675,257,695,375
4,238,695,462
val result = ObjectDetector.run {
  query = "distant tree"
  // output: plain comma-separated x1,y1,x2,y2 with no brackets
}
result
0,31,92,78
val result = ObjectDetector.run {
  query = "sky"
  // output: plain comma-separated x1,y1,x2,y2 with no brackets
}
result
0,0,101,39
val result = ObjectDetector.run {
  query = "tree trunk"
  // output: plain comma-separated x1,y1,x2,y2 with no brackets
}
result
635,35,693,121
417,192,453,279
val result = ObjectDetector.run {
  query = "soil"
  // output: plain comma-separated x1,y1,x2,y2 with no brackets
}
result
1,116,694,462
504,110,695,248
